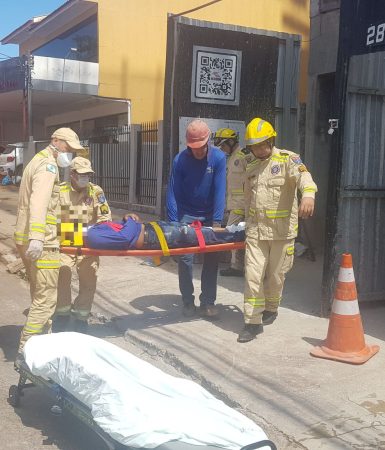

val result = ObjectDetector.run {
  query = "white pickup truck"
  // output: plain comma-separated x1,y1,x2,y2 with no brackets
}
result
0,144,23,177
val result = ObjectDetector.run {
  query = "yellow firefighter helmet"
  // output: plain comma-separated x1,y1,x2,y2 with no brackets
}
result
213,128,238,147
245,118,277,146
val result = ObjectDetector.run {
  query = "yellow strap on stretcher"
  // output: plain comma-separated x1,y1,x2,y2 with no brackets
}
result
149,222,170,256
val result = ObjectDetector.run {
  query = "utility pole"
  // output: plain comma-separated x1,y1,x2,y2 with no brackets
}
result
22,54,33,142
27,54,33,142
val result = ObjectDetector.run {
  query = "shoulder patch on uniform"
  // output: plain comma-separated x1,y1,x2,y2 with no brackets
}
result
97,193,106,204
100,204,109,215
46,163,57,174
233,159,240,167
271,165,281,175
298,164,308,173
291,155,303,165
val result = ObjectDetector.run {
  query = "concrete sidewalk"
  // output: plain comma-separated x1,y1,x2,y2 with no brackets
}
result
1,185,385,449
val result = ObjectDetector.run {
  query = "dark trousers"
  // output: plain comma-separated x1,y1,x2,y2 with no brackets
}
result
177,215,219,306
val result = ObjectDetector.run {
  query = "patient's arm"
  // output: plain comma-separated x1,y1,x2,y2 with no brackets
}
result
123,213,141,223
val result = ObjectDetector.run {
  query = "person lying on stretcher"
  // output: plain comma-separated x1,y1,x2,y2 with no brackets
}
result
85,214,245,250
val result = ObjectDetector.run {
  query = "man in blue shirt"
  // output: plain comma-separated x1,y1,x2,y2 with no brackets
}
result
167,119,226,318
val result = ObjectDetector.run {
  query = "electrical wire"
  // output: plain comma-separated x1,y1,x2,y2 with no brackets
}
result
170,0,223,18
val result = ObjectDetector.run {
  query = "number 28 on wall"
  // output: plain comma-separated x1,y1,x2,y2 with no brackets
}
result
367,24,385,45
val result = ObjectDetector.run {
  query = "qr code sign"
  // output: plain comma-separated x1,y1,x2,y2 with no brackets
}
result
192,46,241,105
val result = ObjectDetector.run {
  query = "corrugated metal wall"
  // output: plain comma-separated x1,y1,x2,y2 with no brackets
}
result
275,38,300,150
337,51,385,301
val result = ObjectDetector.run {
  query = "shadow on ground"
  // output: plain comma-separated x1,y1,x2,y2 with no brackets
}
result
111,294,244,336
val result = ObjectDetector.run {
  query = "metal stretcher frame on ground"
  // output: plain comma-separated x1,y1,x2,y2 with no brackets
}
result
61,242,245,257
9,360,277,450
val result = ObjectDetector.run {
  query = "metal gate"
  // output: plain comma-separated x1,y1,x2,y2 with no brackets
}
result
135,122,158,206
87,126,130,208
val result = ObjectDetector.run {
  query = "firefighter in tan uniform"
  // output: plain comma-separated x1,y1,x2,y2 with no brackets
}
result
237,118,317,343
53,157,111,333
214,128,253,277
14,128,83,358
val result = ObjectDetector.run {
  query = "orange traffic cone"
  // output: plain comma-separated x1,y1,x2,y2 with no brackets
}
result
311,253,379,364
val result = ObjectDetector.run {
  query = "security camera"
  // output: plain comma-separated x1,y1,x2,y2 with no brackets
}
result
327,119,339,135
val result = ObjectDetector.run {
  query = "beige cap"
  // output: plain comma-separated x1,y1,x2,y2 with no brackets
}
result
51,127,84,150
70,156,94,174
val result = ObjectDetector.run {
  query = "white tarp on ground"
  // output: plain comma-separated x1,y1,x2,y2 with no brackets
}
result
24,333,269,449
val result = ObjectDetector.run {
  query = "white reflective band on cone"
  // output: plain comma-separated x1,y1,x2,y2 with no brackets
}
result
338,267,355,283
332,299,360,315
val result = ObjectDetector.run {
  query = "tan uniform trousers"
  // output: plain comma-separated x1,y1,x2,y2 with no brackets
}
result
226,210,245,271
17,245,60,352
244,236,295,324
56,253,99,321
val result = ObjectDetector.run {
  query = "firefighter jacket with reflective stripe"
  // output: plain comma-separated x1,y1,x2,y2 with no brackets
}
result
14,148,60,247
226,147,254,214
59,182,111,246
245,147,317,240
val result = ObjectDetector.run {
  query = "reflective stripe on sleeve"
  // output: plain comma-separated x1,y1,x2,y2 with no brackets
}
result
249,208,256,217
46,214,57,225
232,209,244,215
31,223,46,233
303,187,316,193
14,232,29,243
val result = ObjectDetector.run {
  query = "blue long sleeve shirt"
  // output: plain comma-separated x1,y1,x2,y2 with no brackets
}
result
166,145,226,223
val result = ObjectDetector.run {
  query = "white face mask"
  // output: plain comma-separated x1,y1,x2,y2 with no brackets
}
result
76,175,90,188
57,152,73,168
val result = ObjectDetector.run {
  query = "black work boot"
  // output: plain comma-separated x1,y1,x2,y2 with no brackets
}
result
73,319,89,334
237,324,263,343
220,267,244,277
199,304,219,319
262,310,278,325
182,303,196,318
52,315,70,333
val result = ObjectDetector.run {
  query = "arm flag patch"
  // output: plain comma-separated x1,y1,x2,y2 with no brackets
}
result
46,163,57,174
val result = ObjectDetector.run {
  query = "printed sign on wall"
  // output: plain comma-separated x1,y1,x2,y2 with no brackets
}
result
191,46,242,106
179,117,245,152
